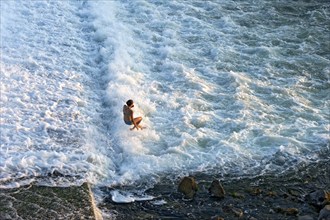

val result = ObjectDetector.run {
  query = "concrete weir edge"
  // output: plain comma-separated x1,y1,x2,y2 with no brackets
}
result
0,182,104,219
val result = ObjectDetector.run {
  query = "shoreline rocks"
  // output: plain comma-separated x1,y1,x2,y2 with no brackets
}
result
97,160,330,219
208,179,226,198
178,176,198,199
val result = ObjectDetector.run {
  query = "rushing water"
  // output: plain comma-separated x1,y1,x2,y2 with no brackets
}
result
0,0,329,199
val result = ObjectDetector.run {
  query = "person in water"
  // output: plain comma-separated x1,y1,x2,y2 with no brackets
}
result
123,99,143,130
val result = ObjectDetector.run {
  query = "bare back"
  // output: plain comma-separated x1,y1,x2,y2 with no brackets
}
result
123,105,133,122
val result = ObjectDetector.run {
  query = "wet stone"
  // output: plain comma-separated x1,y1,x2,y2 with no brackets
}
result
178,176,198,199
208,180,225,198
275,207,299,216
99,160,329,219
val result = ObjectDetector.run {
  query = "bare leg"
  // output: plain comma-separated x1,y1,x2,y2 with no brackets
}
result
130,117,143,130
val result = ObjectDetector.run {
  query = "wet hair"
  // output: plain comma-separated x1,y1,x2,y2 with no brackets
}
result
126,99,133,107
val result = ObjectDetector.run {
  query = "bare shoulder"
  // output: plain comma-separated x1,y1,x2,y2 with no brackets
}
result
123,106,133,115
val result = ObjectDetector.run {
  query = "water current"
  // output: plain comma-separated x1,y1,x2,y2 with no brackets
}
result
0,0,329,198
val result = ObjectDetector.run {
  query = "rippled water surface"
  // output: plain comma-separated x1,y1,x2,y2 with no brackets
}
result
0,0,329,190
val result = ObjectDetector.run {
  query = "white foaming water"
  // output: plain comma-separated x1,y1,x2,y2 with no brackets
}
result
0,1,107,188
1,0,329,191
88,0,330,185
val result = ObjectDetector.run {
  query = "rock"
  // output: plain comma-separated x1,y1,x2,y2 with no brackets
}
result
232,207,243,218
326,191,330,204
307,190,330,208
318,205,330,220
285,208,299,216
208,180,225,198
249,188,262,196
178,176,198,199
298,215,314,220
271,151,287,166
267,191,277,197
275,207,299,216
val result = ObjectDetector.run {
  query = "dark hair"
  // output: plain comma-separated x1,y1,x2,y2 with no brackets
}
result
126,99,133,106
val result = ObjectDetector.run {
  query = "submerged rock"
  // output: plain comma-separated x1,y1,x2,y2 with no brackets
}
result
307,190,330,208
318,205,330,220
178,176,198,199
208,180,225,198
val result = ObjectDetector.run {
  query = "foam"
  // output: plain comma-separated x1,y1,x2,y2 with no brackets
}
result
95,0,328,180
110,190,154,203
1,0,329,190
0,1,109,188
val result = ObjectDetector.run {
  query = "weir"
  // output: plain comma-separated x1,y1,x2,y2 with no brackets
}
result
0,183,103,220
1,0,329,219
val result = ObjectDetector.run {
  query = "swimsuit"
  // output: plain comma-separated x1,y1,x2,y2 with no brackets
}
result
124,120,133,125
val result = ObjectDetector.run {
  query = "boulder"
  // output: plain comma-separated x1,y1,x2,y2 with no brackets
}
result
178,176,198,199
208,180,225,198
318,205,330,220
